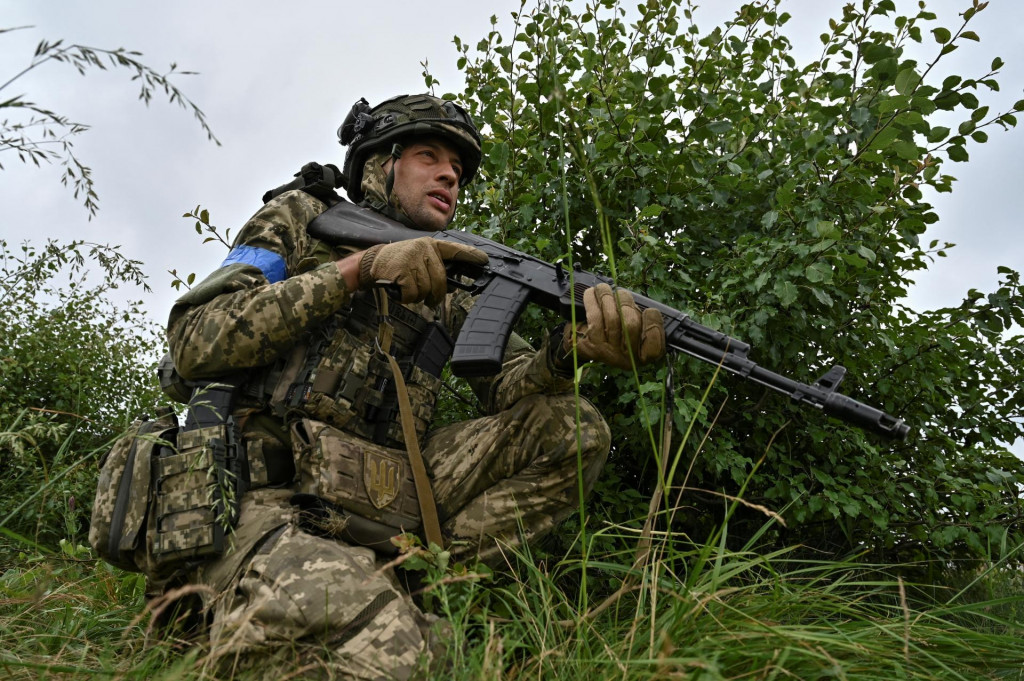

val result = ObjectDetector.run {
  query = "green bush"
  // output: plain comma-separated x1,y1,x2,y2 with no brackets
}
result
0,239,163,552
452,0,1024,567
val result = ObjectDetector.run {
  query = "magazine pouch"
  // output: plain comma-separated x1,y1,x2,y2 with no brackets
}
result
89,407,178,572
149,381,247,573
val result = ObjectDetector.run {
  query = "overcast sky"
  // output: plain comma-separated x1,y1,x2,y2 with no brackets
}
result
2,1,1022,450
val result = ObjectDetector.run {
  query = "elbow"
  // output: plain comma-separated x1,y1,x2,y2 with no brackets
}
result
167,316,222,381
168,340,207,382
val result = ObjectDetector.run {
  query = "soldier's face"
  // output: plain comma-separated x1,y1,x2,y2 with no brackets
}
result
386,138,462,230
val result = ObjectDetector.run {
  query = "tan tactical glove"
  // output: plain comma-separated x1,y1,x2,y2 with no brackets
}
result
562,283,666,370
358,237,488,306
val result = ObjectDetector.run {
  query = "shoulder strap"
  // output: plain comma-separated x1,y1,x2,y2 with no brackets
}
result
263,162,344,206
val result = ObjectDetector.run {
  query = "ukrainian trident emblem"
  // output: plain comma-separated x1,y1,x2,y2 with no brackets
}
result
364,451,402,509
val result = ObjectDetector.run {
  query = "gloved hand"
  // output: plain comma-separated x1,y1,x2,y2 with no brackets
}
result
562,283,666,370
358,237,488,306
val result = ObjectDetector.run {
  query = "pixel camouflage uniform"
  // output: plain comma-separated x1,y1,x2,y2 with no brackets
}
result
165,139,611,677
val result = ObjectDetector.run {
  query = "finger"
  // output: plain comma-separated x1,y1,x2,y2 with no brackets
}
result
614,288,642,355
596,284,623,349
639,308,666,364
435,241,489,266
583,284,607,344
395,259,425,303
423,249,449,306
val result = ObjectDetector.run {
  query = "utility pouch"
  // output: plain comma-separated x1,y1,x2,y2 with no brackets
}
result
147,379,247,573
290,417,423,548
296,325,374,430
90,378,246,578
149,418,244,570
89,407,178,572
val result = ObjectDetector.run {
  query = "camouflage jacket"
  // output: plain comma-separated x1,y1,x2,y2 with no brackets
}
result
167,189,575,430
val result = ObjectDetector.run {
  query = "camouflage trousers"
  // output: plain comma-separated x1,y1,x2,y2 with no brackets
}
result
195,393,610,680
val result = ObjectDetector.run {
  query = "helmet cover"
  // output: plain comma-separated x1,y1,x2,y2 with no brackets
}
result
339,93,482,202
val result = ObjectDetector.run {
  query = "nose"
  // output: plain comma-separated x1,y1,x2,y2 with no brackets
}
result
436,161,458,187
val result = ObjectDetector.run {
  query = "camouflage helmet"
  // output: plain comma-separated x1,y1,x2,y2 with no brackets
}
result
338,93,482,202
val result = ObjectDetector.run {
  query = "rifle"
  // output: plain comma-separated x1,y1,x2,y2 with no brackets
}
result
308,202,910,440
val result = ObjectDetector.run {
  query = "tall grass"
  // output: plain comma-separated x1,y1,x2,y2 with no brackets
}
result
2,490,1021,679
2,330,1022,680
2,308,1022,678
413,518,1024,681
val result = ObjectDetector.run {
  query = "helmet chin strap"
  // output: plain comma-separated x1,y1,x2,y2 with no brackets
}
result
364,142,419,229
384,142,404,200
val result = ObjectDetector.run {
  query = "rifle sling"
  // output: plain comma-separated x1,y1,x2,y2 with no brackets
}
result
383,351,443,549
373,289,444,550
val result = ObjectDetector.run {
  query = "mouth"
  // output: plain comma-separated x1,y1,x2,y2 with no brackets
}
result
427,190,452,211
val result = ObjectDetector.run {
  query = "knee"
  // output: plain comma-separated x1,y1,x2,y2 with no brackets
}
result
518,393,611,471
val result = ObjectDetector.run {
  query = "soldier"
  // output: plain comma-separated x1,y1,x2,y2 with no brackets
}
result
166,93,665,679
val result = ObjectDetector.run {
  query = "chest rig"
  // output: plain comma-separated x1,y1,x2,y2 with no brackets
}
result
260,288,452,449
256,163,454,448
252,167,451,549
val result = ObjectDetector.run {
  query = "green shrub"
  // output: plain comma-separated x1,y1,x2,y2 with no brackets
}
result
452,0,1024,567
0,239,163,552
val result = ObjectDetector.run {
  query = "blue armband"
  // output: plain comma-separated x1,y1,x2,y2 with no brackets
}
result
221,246,287,284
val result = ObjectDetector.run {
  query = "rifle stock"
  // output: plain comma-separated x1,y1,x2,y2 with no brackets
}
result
307,202,910,440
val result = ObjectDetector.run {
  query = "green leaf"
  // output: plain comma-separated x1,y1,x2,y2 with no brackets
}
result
894,69,919,96
492,141,510,169
805,130,825,149
872,125,901,149
776,179,798,207
638,204,665,218
892,140,920,160
948,145,969,162
805,261,833,284
813,220,841,239
856,246,877,262
811,287,834,307
707,121,733,135
774,280,799,307
861,43,892,64
841,253,868,268
932,27,952,44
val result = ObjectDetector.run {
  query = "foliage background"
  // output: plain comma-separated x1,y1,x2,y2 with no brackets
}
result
1,0,1023,678
1,0,1021,577
0,239,163,551
451,0,1024,568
